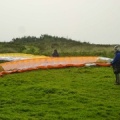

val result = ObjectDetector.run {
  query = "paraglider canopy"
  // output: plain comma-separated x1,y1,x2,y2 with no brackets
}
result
0,53,112,76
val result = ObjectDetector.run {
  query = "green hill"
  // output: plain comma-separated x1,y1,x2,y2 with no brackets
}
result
0,34,115,57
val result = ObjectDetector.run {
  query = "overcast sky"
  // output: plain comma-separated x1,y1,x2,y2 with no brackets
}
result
0,0,120,44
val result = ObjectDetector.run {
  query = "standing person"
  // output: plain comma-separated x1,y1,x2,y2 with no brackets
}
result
52,49,59,57
111,45,120,85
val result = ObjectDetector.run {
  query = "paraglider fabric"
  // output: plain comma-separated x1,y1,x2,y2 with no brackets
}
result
0,53,112,76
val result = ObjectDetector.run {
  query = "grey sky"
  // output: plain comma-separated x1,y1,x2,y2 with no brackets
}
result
0,0,120,44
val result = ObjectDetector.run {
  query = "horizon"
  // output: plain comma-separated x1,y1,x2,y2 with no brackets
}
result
0,34,117,46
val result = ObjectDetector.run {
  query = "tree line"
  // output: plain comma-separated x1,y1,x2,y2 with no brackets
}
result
0,34,114,57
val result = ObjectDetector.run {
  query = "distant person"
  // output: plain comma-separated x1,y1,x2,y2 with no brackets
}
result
52,49,59,57
111,45,120,85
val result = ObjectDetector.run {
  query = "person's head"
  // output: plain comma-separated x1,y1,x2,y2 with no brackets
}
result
54,49,57,52
114,45,120,53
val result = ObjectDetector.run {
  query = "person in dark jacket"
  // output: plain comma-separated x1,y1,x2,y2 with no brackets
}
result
52,49,59,57
111,45,120,85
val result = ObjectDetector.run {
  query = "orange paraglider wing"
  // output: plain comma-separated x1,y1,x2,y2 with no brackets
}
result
0,56,112,76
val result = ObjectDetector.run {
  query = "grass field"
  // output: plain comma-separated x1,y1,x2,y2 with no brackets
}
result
0,66,120,120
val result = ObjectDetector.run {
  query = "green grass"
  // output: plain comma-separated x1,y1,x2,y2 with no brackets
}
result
0,67,120,120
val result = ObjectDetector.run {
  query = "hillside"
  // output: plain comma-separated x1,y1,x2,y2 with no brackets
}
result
0,34,115,57
0,67,120,120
